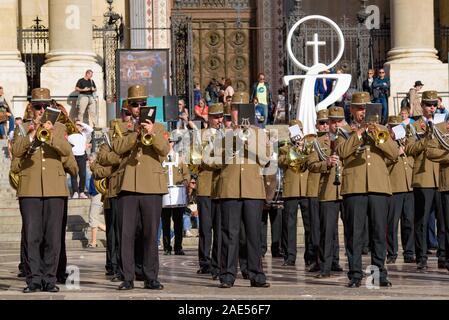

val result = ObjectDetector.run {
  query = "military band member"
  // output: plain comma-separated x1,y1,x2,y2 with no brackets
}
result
279,120,309,267
307,109,329,273
426,120,449,271
337,92,398,288
217,106,271,288
12,88,74,293
197,103,224,278
161,137,190,256
308,106,346,278
112,85,170,290
385,116,415,264
405,90,445,270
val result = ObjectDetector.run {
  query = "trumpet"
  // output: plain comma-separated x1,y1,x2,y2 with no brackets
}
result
36,125,51,143
94,178,108,195
140,132,153,146
366,123,390,145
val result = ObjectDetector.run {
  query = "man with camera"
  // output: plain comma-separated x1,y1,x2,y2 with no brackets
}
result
75,70,97,127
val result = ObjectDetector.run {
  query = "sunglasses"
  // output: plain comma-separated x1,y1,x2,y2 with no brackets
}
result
318,121,328,125
425,102,438,107
190,181,196,184
129,101,147,108
32,103,50,110
379,72,385,74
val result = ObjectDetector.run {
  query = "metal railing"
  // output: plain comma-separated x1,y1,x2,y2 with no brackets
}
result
393,91,449,115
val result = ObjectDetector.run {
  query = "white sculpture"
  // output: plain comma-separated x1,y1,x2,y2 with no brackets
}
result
283,15,352,135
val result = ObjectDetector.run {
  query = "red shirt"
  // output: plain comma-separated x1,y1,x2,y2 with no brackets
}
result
194,105,208,118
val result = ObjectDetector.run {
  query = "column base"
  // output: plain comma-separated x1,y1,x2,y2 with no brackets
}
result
384,62,449,115
386,48,441,64
40,61,107,128
0,59,27,119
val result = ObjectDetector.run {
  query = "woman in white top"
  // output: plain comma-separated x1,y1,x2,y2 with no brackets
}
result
223,78,235,101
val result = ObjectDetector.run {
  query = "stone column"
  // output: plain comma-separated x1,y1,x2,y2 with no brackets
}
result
385,0,448,115
0,0,27,117
40,0,106,127
387,0,439,64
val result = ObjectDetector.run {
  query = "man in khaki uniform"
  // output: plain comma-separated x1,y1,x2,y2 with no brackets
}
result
308,106,346,278
385,116,415,264
196,103,224,278
12,88,74,293
112,85,170,290
279,120,309,267
337,92,399,288
406,90,445,270
216,106,271,288
307,109,337,273
426,122,449,271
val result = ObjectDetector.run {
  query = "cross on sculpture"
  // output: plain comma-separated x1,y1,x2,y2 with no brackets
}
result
306,33,326,66
163,154,178,187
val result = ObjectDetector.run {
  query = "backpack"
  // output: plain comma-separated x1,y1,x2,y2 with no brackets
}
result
401,94,410,108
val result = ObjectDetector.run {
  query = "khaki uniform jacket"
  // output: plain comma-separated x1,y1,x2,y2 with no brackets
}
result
386,145,414,193
337,124,399,196
409,88,423,117
97,140,123,199
12,121,73,197
405,118,439,188
112,122,170,194
308,134,342,201
279,144,309,198
197,128,221,198
425,123,449,192
215,127,271,199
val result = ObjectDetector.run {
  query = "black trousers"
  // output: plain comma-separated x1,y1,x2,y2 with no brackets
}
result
104,197,119,275
414,188,444,264
309,197,321,264
343,194,389,281
117,193,162,282
386,192,415,259
282,198,310,264
319,201,342,274
239,220,248,276
19,225,26,274
19,197,65,286
161,207,184,252
197,197,222,275
220,199,266,285
70,154,87,194
261,207,283,257
439,192,449,265
56,198,68,280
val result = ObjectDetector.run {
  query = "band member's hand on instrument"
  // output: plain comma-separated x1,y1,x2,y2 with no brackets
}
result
326,154,340,167
141,119,154,135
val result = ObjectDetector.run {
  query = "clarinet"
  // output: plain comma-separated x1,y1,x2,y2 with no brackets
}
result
331,138,341,186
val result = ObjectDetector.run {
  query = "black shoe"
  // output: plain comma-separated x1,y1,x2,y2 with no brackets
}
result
308,263,320,272
23,283,41,293
331,264,343,272
386,256,396,264
379,279,392,287
163,250,171,255
17,271,26,278
282,261,295,267
118,281,134,290
438,261,446,269
174,250,185,256
241,272,249,280
144,280,164,290
105,270,115,276
219,282,233,288
315,273,331,279
43,284,60,293
417,261,428,271
111,274,123,282
362,248,370,255
404,256,416,263
197,268,210,275
211,273,219,281
250,281,270,288
347,279,362,288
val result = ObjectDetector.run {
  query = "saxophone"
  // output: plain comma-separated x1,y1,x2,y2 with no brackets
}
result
9,123,28,190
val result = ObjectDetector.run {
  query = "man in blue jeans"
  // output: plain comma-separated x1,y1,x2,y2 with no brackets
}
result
250,73,273,125
372,69,390,124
